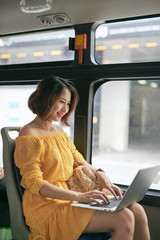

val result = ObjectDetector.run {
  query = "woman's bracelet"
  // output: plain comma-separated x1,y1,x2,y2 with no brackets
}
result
94,168,105,177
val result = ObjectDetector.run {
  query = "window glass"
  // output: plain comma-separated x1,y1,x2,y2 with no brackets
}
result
0,85,74,166
92,80,160,191
0,29,74,65
95,17,160,64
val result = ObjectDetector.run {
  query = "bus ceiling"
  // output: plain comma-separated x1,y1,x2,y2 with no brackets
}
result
0,0,160,36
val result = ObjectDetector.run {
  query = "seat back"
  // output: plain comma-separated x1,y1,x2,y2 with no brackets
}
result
1,127,30,240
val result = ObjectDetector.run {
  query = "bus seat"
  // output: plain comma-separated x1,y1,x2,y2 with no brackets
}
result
1,127,112,240
1,127,29,240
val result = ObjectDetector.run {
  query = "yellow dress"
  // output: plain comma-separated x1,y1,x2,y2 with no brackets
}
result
14,132,95,240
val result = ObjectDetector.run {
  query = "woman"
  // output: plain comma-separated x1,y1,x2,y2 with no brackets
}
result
14,76,150,240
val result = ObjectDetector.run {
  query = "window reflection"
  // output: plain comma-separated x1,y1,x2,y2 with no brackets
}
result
0,29,74,65
95,17,160,64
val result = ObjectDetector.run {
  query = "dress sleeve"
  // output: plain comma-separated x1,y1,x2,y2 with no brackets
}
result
64,133,86,165
14,137,47,195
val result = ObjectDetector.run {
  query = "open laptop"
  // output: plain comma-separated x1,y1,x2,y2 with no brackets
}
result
71,165,160,212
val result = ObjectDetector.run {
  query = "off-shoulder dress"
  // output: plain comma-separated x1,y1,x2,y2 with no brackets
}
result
14,132,95,240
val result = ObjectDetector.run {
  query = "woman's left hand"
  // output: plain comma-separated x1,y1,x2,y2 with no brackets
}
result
96,171,123,199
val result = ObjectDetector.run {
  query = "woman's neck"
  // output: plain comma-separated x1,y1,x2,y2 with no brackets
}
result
30,116,54,131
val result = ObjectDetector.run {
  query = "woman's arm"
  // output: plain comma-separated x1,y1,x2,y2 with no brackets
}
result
39,182,79,201
39,182,111,204
82,161,97,173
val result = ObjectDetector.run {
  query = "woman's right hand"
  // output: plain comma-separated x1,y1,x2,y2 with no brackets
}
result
76,190,111,205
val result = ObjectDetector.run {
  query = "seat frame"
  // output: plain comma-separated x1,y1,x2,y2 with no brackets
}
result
1,127,29,240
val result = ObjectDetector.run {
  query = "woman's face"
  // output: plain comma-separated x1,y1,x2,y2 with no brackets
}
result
48,88,71,122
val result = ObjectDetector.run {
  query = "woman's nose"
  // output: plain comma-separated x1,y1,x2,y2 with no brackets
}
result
63,103,69,112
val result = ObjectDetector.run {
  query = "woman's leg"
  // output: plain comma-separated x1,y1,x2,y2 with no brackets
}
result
128,203,150,240
84,207,135,240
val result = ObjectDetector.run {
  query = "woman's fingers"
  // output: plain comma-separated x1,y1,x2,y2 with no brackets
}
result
77,190,111,204
103,183,123,199
112,184,123,199
107,186,118,199
91,190,111,204
97,173,123,199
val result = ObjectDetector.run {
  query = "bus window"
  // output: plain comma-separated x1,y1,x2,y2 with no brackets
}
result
0,85,74,167
92,80,160,191
95,17,160,64
0,28,74,65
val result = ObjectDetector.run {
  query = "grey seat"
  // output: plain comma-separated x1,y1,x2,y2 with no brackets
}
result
1,127,30,240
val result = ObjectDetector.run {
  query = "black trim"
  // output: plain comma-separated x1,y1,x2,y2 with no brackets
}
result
120,186,160,207
141,190,160,207
0,61,160,82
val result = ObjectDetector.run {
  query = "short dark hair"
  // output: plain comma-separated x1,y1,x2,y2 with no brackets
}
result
28,76,79,126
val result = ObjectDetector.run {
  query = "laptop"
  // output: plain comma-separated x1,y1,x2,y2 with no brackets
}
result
71,165,160,212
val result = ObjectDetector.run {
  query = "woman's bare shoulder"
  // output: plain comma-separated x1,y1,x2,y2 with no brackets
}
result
19,124,35,136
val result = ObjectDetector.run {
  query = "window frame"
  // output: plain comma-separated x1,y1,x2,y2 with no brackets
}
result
89,76,160,207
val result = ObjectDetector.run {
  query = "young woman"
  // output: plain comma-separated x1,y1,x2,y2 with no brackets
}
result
14,76,150,240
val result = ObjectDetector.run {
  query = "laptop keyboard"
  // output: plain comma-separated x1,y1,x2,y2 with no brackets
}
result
90,198,121,209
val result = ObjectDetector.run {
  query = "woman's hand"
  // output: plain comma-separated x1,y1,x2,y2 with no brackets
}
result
96,171,123,199
76,189,111,205
0,168,4,180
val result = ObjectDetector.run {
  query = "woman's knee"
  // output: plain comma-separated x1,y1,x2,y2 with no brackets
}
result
115,208,135,234
129,203,148,226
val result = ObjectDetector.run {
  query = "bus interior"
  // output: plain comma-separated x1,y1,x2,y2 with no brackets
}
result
0,0,160,239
